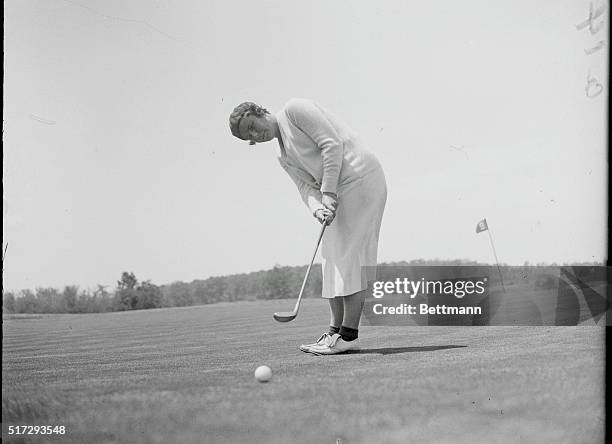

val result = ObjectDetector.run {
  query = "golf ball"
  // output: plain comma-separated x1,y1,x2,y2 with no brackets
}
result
254,365,272,382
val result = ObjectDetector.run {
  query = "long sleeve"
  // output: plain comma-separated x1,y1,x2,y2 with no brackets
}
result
285,99,344,195
281,163,325,215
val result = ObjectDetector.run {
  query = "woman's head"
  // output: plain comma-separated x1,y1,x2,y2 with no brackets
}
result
229,102,277,145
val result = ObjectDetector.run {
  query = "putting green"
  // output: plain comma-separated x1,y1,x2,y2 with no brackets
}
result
2,299,604,443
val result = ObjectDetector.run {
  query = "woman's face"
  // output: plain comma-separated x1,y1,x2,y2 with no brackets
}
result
237,114,275,144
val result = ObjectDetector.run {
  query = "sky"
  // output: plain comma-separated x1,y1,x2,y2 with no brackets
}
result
3,0,608,291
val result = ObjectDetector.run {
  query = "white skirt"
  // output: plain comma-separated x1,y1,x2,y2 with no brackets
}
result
321,165,387,298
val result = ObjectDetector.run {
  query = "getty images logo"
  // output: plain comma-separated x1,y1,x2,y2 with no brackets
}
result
371,277,488,299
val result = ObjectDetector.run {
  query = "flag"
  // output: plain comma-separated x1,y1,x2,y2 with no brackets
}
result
476,218,488,233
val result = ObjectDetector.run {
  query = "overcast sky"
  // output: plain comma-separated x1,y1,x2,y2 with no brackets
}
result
3,0,608,291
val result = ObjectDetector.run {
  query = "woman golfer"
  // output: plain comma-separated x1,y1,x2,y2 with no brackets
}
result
229,98,386,354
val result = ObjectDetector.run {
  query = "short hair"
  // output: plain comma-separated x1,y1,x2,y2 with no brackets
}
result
229,102,269,140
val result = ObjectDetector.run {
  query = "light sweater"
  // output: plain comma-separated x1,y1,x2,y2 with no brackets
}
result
276,98,381,215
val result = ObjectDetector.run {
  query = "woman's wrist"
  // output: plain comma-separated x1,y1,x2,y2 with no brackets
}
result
322,191,337,199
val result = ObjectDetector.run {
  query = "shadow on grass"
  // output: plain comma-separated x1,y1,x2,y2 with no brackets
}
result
356,345,467,355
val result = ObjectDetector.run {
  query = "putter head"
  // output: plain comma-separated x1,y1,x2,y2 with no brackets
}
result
273,311,296,323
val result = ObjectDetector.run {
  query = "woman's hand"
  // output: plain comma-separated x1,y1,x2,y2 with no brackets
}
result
315,208,335,225
321,192,338,213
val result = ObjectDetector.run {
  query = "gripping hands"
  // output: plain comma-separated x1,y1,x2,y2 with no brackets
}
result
315,192,338,225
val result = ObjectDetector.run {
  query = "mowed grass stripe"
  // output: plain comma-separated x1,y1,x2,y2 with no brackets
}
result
2,299,604,444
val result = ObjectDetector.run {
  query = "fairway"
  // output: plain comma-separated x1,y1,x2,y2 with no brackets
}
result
2,299,604,443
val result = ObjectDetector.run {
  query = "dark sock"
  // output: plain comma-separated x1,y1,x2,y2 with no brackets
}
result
339,326,358,342
327,325,340,335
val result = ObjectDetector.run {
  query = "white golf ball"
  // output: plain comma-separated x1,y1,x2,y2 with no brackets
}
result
254,365,272,382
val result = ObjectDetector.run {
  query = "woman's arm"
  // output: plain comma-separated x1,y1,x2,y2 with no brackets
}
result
281,163,326,216
285,99,344,196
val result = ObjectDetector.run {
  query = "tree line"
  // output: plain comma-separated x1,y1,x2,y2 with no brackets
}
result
2,260,603,314
2,264,324,314
2,272,164,314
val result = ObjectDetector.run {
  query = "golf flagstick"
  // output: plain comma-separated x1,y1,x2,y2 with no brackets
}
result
273,222,327,322
476,218,505,292
2,243,7,273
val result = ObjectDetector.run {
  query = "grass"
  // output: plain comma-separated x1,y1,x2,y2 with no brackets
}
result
2,299,605,443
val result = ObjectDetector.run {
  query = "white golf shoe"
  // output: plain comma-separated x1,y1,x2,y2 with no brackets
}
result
304,333,360,355
299,332,335,353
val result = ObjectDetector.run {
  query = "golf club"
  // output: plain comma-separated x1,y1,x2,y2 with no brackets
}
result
273,221,327,322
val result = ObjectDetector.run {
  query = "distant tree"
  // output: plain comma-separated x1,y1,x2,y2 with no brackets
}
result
113,273,162,311
117,272,138,290
190,280,209,305
3,292,16,313
134,280,162,309
61,286,79,313
114,289,134,311
223,275,244,302
261,265,292,299
114,272,138,310
161,281,193,307
204,277,228,304
15,289,37,313
36,287,61,313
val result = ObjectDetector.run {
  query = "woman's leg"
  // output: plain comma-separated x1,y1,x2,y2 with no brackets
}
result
341,289,367,329
328,296,344,328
